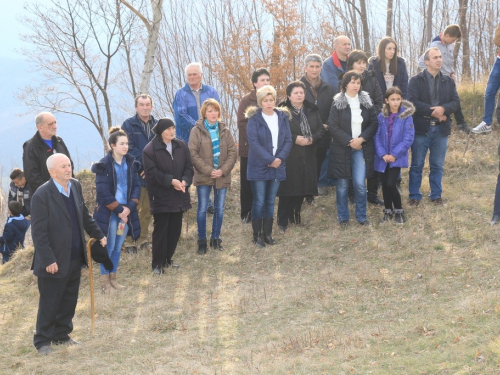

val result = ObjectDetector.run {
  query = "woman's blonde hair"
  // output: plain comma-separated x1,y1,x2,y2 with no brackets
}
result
200,98,222,121
256,85,277,107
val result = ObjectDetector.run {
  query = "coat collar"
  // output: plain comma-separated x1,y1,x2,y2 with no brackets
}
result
381,100,416,119
333,91,373,110
152,136,183,151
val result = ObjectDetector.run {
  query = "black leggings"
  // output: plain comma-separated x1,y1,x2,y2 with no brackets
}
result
380,165,402,210
277,196,305,227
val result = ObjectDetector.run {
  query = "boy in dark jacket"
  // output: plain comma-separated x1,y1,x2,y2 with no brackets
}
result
0,201,30,263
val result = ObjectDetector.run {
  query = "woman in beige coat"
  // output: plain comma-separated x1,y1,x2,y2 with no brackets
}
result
188,99,237,254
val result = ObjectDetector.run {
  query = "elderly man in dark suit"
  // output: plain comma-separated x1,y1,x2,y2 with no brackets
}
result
31,153,106,355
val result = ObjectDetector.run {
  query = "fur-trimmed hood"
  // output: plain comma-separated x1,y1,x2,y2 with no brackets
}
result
332,91,373,110
244,106,292,120
381,100,415,119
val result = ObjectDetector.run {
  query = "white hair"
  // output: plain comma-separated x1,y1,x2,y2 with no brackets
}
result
46,153,70,170
184,62,203,77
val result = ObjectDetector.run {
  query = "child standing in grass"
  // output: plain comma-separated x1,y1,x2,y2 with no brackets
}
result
0,201,30,263
374,87,415,223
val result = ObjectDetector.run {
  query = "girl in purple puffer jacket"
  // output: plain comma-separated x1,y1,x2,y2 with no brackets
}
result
374,87,415,223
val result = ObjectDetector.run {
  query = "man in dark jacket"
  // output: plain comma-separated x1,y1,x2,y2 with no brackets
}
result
9,168,32,218
121,94,157,252
31,154,106,354
408,47,460,206
321,35,351,93
22,112,73,194
236,68,270,222
301,54,334,197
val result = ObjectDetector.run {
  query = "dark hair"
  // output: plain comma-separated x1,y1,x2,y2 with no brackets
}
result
346,50,368,71
340,71,363,92
8,201,23,217
376,37,398,76
109,126,128,147
444,24,461,38
10,168,24,180
285,80,306,97
383,86,404,112
251,68,270,89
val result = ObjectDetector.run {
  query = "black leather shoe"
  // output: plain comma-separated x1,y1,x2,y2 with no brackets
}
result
241,212,252,224
210,237,223,251
339,220,349,229
125,245,137,254
358,220,371,226
152,266,163,275
491,215,500,225
368,197,384,206
52,337,79,346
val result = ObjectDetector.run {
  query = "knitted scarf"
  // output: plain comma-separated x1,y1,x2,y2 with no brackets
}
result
204,119,220,169
291,104,312,140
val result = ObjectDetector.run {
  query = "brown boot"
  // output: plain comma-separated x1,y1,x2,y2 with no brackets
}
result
109,273,126,290
99,274,113,294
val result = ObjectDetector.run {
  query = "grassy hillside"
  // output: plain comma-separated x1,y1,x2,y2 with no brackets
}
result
1,84,500,374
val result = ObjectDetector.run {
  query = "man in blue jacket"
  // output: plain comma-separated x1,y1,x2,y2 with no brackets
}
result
320,35,351,94
173,62,220,143
408,47,460,206
121,94,157,252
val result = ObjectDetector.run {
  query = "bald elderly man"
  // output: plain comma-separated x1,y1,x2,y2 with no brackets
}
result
23,112,73,193
31,154,106,354
320,35,352,94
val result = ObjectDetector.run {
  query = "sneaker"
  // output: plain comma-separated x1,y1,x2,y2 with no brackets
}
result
409,199,420,207
471,121,492,134
456,123,471,133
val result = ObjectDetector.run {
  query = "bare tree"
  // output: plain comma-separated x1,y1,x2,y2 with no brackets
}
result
19,0,128,153
455,0,471,80
386,0,393,37
119,0,163,95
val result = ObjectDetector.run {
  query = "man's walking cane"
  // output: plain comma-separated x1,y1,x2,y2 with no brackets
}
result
86,238,96,336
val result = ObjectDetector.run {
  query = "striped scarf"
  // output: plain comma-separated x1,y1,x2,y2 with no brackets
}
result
204,119,220,169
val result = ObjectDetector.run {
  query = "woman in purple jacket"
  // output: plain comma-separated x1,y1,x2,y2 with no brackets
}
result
374,87,415,223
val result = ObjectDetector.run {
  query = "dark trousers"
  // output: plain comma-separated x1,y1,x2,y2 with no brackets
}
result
316,145,329,181
349,174,380,201
240,157,253,220
277,196,305,227
381,165,402,210
152,211,183,269
34,260,82,349
493,161,500,216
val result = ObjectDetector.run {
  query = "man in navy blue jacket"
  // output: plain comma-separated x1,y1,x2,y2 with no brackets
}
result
121,94,157,252
408,47,460,206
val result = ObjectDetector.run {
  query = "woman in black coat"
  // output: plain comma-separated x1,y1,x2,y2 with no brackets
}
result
277,81,325,231
328,71,378,226
142,118,194,274
346,50,384,205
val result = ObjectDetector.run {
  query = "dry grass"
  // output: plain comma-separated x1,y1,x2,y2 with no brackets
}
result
2,86,500,374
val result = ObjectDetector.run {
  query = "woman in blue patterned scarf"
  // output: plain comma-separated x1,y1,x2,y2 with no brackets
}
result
188,99,237,255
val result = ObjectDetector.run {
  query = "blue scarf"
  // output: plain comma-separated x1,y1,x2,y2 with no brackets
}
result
204,120,220,169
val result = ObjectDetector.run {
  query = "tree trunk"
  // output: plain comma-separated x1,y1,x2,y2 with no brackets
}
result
426,0,434,43
359,0,371,55
456,0,471,80
386,0,393,37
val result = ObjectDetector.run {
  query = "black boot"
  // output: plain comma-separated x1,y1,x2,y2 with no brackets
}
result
210,236,223,251
197,239,207,255
252,220,266,248
262,218,277,245
394,209,406,223
382,209,393,222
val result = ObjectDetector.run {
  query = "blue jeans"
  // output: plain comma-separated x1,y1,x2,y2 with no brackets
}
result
483,57,500,125
100,213,128,275
197,185,227,239
318,149,337,187
336,149,367,223
250,180,281,220
409,126,448,201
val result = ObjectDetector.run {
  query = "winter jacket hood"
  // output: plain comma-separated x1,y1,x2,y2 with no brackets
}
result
381,100,415,118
